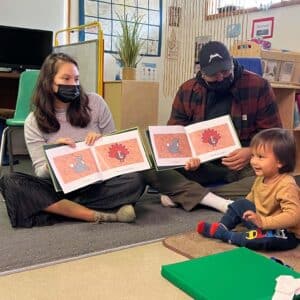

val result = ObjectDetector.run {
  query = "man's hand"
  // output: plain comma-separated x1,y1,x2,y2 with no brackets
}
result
221,147,252,171
56,137,76,148
85,132,102,145
243,210,263,228
184,158,201,171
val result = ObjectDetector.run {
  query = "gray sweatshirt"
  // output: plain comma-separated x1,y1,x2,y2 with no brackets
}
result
24,93,115,178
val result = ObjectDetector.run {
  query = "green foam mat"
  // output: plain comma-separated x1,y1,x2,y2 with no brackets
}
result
161,247,300,300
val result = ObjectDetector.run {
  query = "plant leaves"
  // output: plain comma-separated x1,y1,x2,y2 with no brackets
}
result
115,13,145,68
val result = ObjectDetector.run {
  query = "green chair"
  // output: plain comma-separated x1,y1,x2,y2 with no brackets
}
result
0,70,39,173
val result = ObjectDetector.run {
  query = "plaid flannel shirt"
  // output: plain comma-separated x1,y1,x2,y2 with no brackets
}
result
167,70,282,146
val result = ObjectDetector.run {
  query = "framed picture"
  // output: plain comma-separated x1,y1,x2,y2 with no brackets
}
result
262,59,280,81
278,61,295,82
251,17,274,39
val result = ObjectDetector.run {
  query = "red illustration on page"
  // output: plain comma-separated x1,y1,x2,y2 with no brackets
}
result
95,138,144,171
52,148,99,184
189,124,235,155
153,133,192,158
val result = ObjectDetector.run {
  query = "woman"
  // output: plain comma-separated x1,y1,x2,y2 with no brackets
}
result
0,52,145,228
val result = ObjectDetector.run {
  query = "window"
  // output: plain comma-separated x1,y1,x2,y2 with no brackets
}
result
79,0,162,56
207,0,299,16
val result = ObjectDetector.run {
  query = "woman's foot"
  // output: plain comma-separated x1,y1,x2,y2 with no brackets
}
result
116,204,136,222
94,204,136,223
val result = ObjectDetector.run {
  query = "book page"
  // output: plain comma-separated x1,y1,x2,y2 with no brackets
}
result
92,129,151,179
148,125,193,167
185,115,241,163
45,142,102,193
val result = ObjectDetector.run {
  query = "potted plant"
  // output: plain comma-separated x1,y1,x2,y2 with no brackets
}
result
115,13,144,80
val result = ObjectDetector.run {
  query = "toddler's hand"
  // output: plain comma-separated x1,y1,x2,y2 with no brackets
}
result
243,210,262,228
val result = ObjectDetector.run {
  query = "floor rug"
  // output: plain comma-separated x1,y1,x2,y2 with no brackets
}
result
0,193,222,275
163,231,300,272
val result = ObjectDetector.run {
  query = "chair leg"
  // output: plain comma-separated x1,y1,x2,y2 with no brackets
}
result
0,127,9,176
6,128,14,173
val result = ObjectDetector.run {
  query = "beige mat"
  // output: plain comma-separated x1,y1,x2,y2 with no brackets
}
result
163,231,300,272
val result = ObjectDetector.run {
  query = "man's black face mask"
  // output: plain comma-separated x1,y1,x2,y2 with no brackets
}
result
206,74,234,94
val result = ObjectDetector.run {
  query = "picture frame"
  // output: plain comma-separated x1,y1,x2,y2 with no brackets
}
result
262,59,280,82
278,61,295,82
251,17,274,39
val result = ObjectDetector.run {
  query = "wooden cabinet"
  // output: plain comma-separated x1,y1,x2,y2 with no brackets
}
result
271,83,300,174
103,80,159,131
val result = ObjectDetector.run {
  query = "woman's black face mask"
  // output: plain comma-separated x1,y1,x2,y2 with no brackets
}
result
55,84,80,103
206,74,234,94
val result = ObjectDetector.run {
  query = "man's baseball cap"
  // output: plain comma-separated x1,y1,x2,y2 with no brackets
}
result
199,41,233,76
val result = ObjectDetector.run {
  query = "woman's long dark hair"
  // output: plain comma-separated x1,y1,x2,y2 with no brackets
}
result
32,52,91,133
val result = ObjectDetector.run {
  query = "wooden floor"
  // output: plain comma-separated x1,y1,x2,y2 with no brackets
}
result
0,242,191,300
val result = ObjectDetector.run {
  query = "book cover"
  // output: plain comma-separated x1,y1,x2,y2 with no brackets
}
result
147,115,241,171
44,128,151,193
161,247,300,300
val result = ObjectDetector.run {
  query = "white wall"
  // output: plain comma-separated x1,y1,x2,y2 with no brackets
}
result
0,0,66,33
247,5,300,52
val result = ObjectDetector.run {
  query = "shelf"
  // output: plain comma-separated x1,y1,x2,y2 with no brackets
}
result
271,82,300,89
0,71,20,79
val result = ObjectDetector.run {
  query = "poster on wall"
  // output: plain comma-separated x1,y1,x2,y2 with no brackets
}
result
251,17,274,39
168,6,181,27
167,29,179,60
226,23,241,38
140,62,158,81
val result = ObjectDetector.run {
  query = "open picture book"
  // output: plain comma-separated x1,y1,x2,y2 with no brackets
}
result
146,115,241,170
44,128,151,193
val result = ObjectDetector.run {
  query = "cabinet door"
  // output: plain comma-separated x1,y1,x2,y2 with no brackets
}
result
121,81,159,131
272,87,295,129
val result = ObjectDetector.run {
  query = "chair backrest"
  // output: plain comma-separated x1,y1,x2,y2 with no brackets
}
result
13,70,40,121
235,57,263,76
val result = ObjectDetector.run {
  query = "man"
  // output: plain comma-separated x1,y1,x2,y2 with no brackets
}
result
150,40,282,210
168,40,282,189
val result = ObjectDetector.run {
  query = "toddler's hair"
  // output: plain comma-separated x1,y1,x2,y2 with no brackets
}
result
250,128,296,173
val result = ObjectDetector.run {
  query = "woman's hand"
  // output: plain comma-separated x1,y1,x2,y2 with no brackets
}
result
56,137,76,148
243,210,262,228
184,158,201,171
221,147,252,171
85,132,102,146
